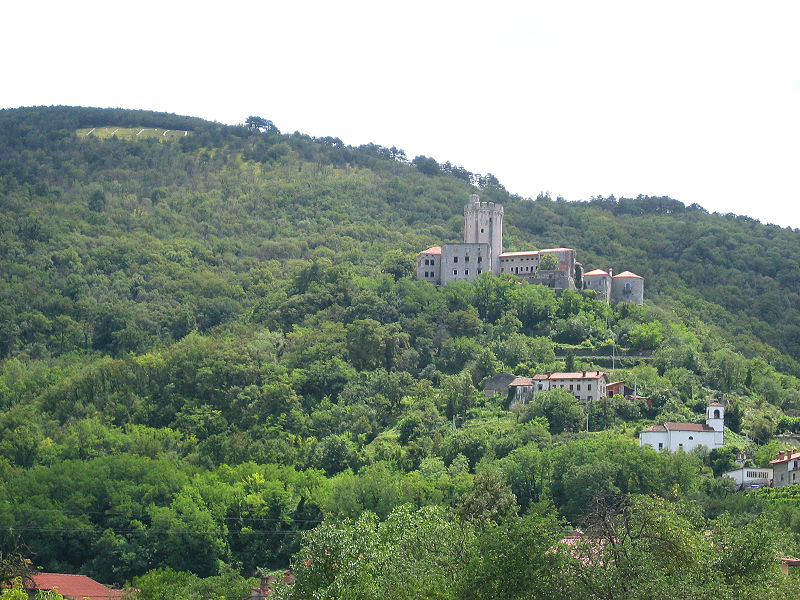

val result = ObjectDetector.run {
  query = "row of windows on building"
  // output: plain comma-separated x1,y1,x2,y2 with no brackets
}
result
422,271,436,278
453,256,482,263
500,256,537,262
451,269,482,276
537,383,594,391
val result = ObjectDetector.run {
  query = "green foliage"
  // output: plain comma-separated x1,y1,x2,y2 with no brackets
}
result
539,253,559,270
519,388,585,435
2,105,800,591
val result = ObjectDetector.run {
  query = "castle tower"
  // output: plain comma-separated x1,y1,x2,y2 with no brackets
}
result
464,194,503,274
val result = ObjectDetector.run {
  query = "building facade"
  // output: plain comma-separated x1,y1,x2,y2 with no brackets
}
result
417,194,643,303
770,449,800,488
509,371,609,405
722,467,773,490
639,403,725,452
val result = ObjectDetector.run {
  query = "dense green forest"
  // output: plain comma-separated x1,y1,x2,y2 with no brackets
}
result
2,106,800,599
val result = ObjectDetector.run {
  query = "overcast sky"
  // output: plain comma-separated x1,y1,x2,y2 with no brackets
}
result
4,1,799,229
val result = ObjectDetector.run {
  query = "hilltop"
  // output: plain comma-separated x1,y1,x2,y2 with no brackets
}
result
2,106,800,595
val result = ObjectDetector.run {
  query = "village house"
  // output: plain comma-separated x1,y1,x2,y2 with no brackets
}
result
722,466,773,490
770,449,800,488
509,371,609,405
25,574,128,600
639,402,725,452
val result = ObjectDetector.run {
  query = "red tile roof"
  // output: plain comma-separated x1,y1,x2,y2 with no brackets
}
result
641,425,667,433
771,450,800,465
28,574,126,600
532,371,608,381
419,246,441,255
663,422,715,432
612,270,643,279
509,377,533,386
584,269,610,276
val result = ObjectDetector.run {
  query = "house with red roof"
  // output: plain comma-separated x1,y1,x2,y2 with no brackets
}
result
639,403,725,452
770,449,800,488
509,371,609,404
25,574,128,600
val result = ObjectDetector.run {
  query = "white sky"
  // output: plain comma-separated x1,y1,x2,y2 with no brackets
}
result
3,1,800,229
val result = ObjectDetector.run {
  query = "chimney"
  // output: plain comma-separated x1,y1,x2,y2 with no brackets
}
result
608,267,613,277
582,370,586,376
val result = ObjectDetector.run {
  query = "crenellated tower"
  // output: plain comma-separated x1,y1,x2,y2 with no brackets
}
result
463,194,503,273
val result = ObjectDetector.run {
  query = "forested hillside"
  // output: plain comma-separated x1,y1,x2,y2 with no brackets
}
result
2,106,800,599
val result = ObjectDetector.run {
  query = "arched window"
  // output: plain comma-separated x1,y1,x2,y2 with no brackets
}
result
713,409,720,419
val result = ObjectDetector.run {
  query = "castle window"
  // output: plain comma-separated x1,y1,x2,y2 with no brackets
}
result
453,257,458,263
477,256,482,263
465,256,469,263
501,268,504,273
624,282,631,293
480,228,484,233
689,436,694,440
713,409,720,419
424,259,430,265
588,384,591,390
658,442,663,449
577,385,581,391
477,269,482,274
465,269,469,275
453,269,458,275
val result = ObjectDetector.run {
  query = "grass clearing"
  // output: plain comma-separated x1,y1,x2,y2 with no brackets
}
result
76,127,189,140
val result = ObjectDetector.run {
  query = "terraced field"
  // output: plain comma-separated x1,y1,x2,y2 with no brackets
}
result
76,126,188,140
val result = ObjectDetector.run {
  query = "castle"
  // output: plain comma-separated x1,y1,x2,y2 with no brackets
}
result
416,194,644,305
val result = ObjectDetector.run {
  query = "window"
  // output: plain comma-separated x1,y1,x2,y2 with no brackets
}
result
587,384,592,390
577,385,581,391
713,409,720,419
679,443,683,447
658,442,663,449
453,257,458,263
424,259,429,265
464,269,469,275
464,256,469,263
477,269,482,274
480,228,484,233
537,384,542,390
624,282,631,293
453,269,458,275
688,436,694,440
569,385,573,391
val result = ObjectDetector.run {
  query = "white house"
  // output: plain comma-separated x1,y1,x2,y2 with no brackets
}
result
722,467,772,490
639,402,725,452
